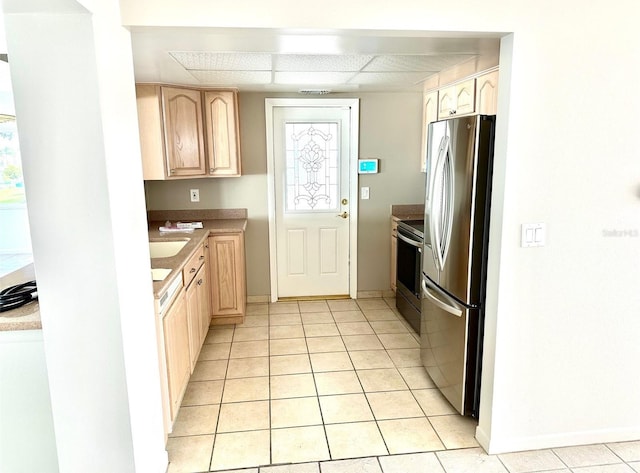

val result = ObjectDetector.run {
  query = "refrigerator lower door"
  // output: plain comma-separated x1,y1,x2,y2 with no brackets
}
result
420,277,470,415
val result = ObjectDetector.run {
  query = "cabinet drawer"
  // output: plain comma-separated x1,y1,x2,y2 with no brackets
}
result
183,245,205,286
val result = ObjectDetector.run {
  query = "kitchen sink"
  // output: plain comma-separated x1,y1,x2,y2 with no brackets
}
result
149,240,189,258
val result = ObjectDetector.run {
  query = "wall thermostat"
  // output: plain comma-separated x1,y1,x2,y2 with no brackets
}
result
358,159,379,174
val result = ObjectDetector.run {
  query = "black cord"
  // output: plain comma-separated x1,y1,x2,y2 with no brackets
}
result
0,280,38,313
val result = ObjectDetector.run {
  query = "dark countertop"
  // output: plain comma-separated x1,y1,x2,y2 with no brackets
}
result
391,204,424,221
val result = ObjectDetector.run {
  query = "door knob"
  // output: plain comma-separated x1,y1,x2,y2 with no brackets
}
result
336,211,349,219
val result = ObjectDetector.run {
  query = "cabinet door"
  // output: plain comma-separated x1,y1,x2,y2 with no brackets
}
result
208,233,246,318
420,91,439,172
185,275,200,371
162,292,190,421
161,87,206,177
454,79,476,116
438,79,476,119
197,264,210,346
203,90,242,177
438,84,457,119
476,70,499,115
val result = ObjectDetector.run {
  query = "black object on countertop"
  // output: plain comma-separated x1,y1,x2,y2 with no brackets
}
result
0,280,38,313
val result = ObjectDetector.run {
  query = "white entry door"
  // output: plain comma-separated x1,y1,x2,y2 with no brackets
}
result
267,100,358,300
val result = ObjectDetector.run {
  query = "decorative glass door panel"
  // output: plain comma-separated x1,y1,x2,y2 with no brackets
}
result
284,122,339,212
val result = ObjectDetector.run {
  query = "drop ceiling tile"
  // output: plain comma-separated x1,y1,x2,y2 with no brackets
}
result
349,71,433,86
188,70,272,85
274,71,356,85
170,51,272,71
274,54,373,72
363,54,477,72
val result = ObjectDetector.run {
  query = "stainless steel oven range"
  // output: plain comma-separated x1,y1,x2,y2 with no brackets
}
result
395,219,423,333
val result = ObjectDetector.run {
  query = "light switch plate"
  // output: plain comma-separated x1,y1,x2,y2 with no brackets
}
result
521,223,546,247
361,187,370,199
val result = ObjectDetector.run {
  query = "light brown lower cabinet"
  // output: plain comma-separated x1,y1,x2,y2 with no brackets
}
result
186,264,208,371
208,232,246,325
162,291,190,424
198,262,211,346
157,233,245,438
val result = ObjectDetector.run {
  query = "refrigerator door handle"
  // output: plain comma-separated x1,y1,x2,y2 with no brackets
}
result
440,141,455,268
421,279,463,317
429,135,450,271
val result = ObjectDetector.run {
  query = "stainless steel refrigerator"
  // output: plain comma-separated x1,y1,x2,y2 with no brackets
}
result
420,114,496,418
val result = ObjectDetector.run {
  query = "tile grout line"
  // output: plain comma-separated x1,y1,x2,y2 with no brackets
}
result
548,446,573,471
208,323,235,472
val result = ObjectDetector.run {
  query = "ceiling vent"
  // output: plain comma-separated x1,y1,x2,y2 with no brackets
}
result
298,89,332,95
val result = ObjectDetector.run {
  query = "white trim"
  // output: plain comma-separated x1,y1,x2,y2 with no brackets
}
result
477,423,640,455
265,98,359,302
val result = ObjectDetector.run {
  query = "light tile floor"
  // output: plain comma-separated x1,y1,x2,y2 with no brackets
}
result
166,297,640,473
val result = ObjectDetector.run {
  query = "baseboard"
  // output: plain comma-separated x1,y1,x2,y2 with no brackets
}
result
356,290,383,299
475,424,490,453
479,425,640,455
249,292,396,302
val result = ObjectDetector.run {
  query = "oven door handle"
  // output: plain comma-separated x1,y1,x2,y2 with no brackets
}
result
397,231,423,248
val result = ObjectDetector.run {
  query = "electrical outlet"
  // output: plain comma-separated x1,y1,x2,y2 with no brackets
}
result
190,189,200,203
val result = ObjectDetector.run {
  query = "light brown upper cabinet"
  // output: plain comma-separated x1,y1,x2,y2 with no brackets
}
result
203,90,242,177
475,70,499,115
420,90,439,172
421,69,499,170
135,84,242,180
438,78,476,119
162,87,207,177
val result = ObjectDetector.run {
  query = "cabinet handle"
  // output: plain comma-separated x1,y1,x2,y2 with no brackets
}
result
190,267,196,273
199,255,205,261
197,279,203,286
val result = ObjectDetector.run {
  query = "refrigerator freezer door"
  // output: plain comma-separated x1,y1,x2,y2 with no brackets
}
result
421,278,462,317
420,275,469,414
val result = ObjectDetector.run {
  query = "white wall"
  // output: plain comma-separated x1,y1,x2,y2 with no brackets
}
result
121,0,640,454
2,0,167,471
0,330,58,472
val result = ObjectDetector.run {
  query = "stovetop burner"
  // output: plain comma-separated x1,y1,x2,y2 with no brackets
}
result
0,280,38,313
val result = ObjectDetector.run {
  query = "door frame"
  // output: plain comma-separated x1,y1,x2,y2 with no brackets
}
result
265,98,360,302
